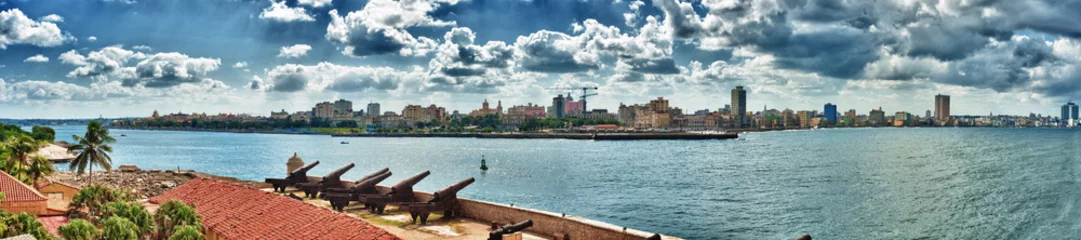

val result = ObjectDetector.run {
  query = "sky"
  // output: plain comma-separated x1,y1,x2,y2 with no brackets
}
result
1,0,1081,119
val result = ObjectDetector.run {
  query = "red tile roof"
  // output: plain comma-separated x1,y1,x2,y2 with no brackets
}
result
149,178,400,240
37,216,69,236
0,171,46,202
34,178,81,190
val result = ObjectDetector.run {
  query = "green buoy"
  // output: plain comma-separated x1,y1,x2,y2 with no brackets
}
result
480,155,488,171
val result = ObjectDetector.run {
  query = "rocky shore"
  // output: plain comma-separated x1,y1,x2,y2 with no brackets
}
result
51,166,270,199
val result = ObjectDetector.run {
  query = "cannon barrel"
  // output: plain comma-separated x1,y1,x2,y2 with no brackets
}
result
488,220,533,240
432,177,475,202
391,171,430,193
354,171,392,190
288,161,320,178
358,168,390,182
322,163,356,180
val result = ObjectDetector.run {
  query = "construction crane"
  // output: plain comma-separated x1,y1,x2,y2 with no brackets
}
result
547,87,599,116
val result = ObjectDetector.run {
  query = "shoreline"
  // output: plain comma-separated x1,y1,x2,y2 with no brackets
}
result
108,126,739,140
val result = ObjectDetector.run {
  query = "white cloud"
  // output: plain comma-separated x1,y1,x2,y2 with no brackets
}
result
259,0,315,22
233,61,248,68
0,9,70,49
297,0,332,8
255,62,411,92
87,36,97,42
277,44,312,58
59,45,222,88
125,52,221,88
24,54,49,63
325,0,458,57
60,45,147,80
132,45,152,51
39,14,63,23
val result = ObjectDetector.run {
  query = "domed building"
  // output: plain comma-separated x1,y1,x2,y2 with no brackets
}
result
286,153,304,174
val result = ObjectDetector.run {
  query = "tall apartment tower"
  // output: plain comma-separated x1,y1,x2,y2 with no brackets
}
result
824,103,837,124
731,86,747,128
935,94,950,121
367,102,380,117
1063,102,1079,127
551,95,566,118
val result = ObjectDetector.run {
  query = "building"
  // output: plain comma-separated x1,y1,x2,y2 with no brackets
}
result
270,109,289,119
470,99,503,117
0,171,48,215
935,94,950,120
618,103,646,124
1063,102,1079,127
367,102,381,117
150,178,401,240
824,103,837,125
844,109,857,126
36,180,81,213
549,95,566,118
504,103,547,127
894,112,912,127
402,105,429,125
313,101,334,118
869,108,886,126
797,110,814,128
333,99,353,117
627,97,673,129
731,86,747,128
564,98,584,117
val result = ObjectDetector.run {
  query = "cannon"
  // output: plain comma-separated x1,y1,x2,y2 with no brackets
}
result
322,169,392,211
264,161,320,192
400,177,475,224
488,220,533,240
295,163,355,198
357,170,430,214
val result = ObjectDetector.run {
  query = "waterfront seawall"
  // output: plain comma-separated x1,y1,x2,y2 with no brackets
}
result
372,185,679,240
332,132,738,140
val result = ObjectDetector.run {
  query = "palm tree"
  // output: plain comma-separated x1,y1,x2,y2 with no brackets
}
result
25,156,54,185
58,219,100,240
100,216,139,240
154,200,202,238
102,202,155,237
68,121,116,184
2,135,48,184
167,225,205,240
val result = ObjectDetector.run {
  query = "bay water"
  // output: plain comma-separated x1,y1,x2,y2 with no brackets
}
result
45,126,1081,239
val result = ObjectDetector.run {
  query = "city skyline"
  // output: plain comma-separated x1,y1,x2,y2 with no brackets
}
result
2,0,1081,118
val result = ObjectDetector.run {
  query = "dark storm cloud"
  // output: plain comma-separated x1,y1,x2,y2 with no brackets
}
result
622,57,680,74
765,29,880,79
441,67,486,77
901,26,988,61
269,74,308,92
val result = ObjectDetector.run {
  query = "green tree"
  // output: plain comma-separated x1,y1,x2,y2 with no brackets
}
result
100,216,139,240
102,202,155,237
69,121,116,184
70,185,132,220
58,219,100,240
1,212,53,240
2,135,48,184
30,126,56,143
154,200,202,238
167,225,205,240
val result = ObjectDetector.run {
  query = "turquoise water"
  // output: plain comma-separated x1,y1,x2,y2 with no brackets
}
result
46,126,1081,239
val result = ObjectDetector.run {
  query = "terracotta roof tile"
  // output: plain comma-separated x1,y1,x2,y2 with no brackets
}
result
0,171,46,202
37,216,68,236
150,178,400,240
